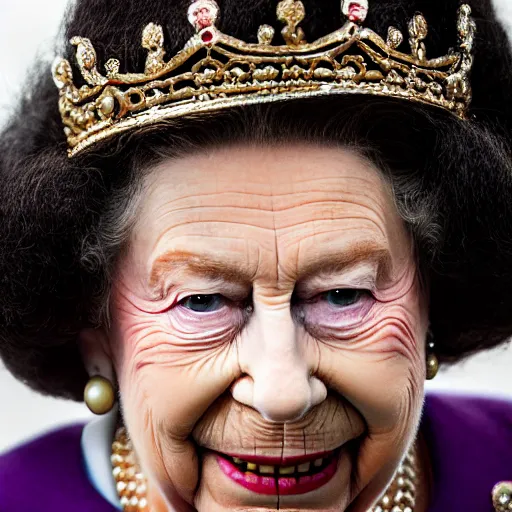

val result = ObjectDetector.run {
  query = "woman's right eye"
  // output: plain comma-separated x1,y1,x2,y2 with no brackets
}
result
179,294,227,313
292,287,375,332
323,289,363,308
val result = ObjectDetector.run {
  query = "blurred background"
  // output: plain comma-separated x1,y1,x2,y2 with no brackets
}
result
0,0,512,454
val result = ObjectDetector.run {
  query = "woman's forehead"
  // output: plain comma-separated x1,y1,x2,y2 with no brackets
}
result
147,142,382,195
126,144,412,286
140,144,392,214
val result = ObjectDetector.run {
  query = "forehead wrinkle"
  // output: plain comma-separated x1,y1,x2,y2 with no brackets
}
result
145,200,389,237
274,215,388,240
150,202,384,226
147,191,384,218
139,169,392,241
148,192,274,214
138,147,403,291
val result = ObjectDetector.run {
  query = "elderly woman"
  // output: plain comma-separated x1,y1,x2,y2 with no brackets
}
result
0,0,512,510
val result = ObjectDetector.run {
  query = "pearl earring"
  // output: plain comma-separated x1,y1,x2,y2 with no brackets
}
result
84,376,115,415
426,334,439,380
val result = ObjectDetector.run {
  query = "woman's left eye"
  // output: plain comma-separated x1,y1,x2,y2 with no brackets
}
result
323,289,363,307
180,294,226,313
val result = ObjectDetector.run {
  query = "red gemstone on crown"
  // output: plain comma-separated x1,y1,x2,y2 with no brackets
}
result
201,30,214,43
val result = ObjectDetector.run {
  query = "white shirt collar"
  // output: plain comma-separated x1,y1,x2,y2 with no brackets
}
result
81,406,122,510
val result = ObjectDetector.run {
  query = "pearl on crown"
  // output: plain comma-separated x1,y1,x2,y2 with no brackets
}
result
188,0,220,31
342,0,368,24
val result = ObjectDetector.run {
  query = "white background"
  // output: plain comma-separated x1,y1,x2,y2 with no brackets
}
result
0,0,512,453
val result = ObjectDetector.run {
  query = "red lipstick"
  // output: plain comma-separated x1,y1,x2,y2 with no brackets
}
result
216,449,339,495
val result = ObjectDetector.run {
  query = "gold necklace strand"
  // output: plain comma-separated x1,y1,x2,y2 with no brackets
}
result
372,449,417,512
111,428,148,511
112,427,417,512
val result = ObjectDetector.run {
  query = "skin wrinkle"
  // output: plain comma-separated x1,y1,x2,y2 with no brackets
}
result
140,167,383,206
88,144,429,512
147,196,391,215
319,319,416,357
303,291,420,355
138,170,390,240
144,215,389,244
137,397,189,511
194,395,363,455
272,170,281,286
147,209,389,239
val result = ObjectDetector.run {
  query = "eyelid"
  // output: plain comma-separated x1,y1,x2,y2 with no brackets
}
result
296,290,376,334
295,286,373,303
296,263,379,296
172,284,250,303
177,291,253,311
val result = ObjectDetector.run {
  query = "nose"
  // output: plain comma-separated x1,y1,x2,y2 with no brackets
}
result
231,305,327,422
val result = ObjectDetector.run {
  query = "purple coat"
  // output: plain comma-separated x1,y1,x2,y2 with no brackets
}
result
1,394,511,511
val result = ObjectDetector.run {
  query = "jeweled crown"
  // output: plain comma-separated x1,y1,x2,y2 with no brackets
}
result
53,0,475,157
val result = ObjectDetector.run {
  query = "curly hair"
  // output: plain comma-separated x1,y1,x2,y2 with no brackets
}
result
0,0,511,400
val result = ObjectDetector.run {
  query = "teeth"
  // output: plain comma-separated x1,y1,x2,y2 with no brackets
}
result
231,456,327,475
298,462,311,473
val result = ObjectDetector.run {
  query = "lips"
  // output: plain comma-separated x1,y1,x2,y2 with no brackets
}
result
216,449,340,496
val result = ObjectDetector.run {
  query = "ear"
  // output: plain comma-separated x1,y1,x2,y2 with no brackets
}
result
79,327,115,382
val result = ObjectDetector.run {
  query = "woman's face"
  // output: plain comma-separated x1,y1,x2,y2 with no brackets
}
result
105,144,428,512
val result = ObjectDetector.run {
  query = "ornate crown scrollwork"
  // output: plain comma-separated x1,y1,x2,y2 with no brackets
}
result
53,0,475,157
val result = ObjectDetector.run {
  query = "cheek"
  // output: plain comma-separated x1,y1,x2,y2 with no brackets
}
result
315,278,427,432
108,298,245,505
111,294,242,369
109,300,243,439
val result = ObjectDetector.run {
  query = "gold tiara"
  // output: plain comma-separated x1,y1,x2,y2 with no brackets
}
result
53,0,475,157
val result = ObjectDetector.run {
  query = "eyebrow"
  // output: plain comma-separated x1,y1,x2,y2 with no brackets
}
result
149,250,253,289
298,242,391,282
149,243,391,290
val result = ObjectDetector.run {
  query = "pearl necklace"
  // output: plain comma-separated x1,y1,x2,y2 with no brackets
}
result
112,427,418,512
